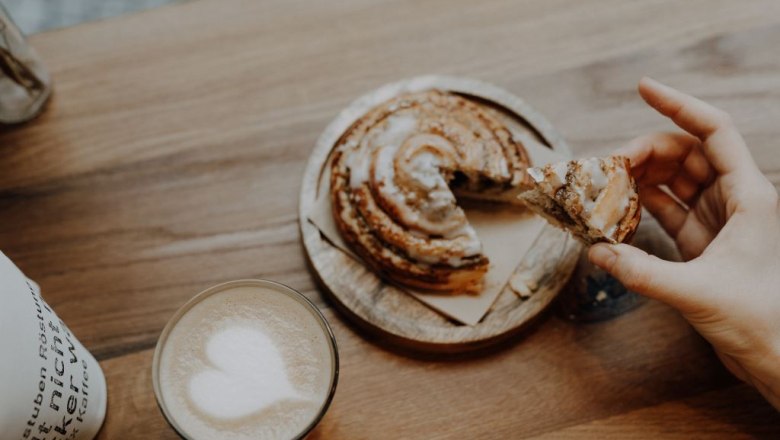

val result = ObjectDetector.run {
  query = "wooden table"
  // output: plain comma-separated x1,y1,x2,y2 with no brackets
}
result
2,0,779,437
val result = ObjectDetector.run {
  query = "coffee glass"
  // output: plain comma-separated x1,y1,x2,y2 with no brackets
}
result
152,279,339,440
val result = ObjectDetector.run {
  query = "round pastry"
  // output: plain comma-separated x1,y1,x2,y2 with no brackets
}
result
329,90,531,294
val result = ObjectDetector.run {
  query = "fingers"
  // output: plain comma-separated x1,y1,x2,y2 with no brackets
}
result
618,132,712,187
640,185,688,238
588,243,698,310
617,132,698,170
638,184,714,260
637,77,755,176
668,173,700,205
682,145,714,185
638,77,724,139
674,215,717,260
714,351,751,384
618,132,711,205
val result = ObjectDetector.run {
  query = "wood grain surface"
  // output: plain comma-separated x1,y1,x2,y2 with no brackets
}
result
1,0,780,438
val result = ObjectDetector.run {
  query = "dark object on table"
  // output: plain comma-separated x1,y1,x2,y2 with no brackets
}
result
558,251,645,322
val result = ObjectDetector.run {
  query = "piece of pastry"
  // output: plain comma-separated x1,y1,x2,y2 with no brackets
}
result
330,90,531,294
518,156,640,245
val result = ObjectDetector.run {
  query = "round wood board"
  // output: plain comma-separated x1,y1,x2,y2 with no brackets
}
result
299,76,582,354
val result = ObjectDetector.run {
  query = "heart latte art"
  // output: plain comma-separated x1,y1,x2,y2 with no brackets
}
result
156,284,335,440
188,326,302,419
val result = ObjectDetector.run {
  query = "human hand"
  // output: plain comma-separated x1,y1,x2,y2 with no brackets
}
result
588,77,780,409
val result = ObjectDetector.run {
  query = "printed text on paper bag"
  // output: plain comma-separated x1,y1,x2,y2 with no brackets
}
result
21,282,94,440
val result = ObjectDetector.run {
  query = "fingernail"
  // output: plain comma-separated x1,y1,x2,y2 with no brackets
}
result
589,244,618,271
641,76,661,86
642,76,674,93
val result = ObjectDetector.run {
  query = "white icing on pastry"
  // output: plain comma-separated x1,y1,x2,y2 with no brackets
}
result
527,167,544,183
349,114,418,189
347,147,371,189
523,156,633,242
587,164,630,236
586,158,609,190
330,91,531,291
370,123,475,242
375,113,418,148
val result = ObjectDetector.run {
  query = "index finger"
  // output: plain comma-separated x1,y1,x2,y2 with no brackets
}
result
616,131,698,168
616,132,713,186
637,77,756,176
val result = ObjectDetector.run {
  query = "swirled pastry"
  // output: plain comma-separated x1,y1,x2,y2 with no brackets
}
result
330,90,531,294
519,156,640,245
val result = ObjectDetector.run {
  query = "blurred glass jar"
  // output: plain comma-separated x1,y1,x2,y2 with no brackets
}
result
558,249,645,322
0,3,51,124
557,216,679,322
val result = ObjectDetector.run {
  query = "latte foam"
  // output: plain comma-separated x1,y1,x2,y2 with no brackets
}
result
156,282,335,440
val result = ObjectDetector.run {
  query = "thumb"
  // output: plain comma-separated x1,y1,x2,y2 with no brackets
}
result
588,243,699,310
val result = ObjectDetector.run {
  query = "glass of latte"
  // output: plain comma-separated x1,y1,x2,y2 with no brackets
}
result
152,280,338,440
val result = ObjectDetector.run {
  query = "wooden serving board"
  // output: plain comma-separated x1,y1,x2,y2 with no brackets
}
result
299,76,581,354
